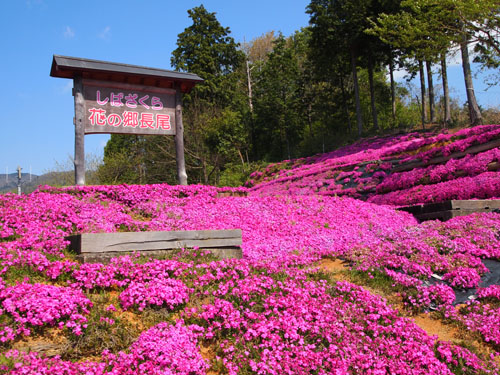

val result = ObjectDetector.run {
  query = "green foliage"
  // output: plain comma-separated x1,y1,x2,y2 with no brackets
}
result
0,234,20,243
307,269,335,283
368,1,451,60
218,161,266,187
169,5,249,185
96,2,499,187
204,108,249,164
134,247,219,266
171,4,244,107
349,269,399,296
253,33,303,160
0,353,14,369
2,266,49,286
357,68,393,132
97,148,145,185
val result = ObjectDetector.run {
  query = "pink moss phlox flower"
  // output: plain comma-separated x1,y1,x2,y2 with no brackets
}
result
119,277,192,311
0,282,92,339
3,321,208,374
477,285,500,300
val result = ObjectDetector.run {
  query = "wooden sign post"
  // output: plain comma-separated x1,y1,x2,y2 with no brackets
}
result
50,55,203,186
73,76,85,186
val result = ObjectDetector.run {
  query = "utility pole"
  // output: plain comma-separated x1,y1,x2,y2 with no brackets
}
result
17,166,22,195
5,167,8,183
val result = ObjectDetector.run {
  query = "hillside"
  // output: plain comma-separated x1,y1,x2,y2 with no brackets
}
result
247,125,500,206
0,173,63,194
0,174,37,194
0,126,500,373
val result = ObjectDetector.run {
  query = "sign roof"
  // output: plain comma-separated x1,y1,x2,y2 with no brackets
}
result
50,55,203,93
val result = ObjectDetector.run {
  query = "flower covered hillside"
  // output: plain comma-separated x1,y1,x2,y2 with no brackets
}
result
247,125,500,206
0,183,499,373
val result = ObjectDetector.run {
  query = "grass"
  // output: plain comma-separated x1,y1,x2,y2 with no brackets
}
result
2,265,48,285
348,269,402,296
62,291,142,360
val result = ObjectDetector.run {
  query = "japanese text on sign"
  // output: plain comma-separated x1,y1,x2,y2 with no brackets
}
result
82,81,176,136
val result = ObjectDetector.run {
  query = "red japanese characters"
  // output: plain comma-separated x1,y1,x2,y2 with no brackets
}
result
88,108,171,130
82,84,176,136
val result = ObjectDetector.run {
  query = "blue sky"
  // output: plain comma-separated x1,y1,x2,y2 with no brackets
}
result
0,1,498,176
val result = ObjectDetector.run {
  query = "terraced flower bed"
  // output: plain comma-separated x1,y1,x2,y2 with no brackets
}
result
0,182,499,373
247,125,500,206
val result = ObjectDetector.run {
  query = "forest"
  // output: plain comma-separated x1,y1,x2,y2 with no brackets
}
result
83,0,500,187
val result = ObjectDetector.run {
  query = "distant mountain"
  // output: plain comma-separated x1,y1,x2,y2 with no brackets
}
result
0,172,73,194
0,173,39,194
0,170,98,194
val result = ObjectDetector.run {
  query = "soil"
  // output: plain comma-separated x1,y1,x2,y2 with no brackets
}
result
317,256,500,367
412,313,459,343
317,257,350,281
12,327,68,356
317,257,462,344
200,342,219,375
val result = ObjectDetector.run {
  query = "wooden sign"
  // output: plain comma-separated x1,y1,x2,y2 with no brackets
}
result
82,80,176,136
50,55,203,186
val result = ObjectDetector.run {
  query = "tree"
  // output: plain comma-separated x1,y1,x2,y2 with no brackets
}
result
308,0,371,136
170,5,247,184
308,0,401,136
435,0,500,66
369,0,494,126
241,31,277,158
253,33,303,160
368,2,447,128
472,0,500,80
99,6,247,186
171,5,244,107
98,134,146,184
307,6,354,137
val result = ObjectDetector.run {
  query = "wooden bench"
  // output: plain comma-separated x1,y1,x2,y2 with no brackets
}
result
398,199,500,222
216,191,248,198
67,229,242,263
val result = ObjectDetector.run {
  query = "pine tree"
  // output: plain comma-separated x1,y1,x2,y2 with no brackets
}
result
171,5,244,107
170,5,247,184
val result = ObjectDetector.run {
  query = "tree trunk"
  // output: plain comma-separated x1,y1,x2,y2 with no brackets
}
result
237,149,245,167
389,55,396,127
350,47,363,137
440,53,452,127
368,55,379,132
426,60,436,123
73,75,86,186
202,159,208,185
306,102,313,138
460,35,482,126
246,59,254,114
246,58,257,161
340,74,352,135
419,60,427,130
175,87,188,185
286,135,291,160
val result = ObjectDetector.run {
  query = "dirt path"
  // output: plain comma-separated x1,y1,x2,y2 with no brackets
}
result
317,257,461,343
